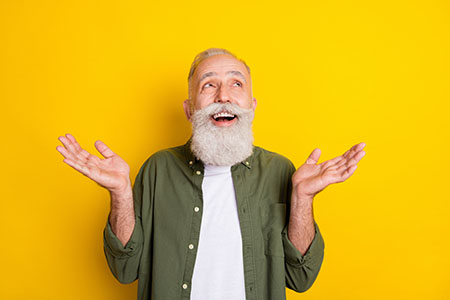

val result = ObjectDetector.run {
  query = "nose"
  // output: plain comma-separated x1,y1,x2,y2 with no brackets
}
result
214,84,232,104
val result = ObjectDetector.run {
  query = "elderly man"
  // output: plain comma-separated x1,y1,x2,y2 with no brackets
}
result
56,48,366,300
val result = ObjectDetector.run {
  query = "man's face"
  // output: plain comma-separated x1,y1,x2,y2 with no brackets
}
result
184,54,256,127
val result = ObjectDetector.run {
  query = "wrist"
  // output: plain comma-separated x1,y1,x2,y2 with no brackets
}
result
292,190,314,205
109,179,132,196
109,185,133,209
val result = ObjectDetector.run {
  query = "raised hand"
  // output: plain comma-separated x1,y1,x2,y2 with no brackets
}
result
56,133,131,193
292,142,366,200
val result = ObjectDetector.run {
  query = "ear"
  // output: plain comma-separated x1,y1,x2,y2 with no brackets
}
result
252,97,257,111
183,99,192,122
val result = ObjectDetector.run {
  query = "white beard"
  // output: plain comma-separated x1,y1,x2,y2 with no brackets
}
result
190,102,255,166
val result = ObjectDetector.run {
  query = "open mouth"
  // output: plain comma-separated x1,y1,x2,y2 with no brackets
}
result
210,111,237,126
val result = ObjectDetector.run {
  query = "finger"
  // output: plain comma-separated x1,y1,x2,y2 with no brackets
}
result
59,135,88,162
58,135,89,163
305,148,321,164
58,135,76,154
62,157,91,177
65,133,78,146
324,142,365,168
336,151,366,172
332,157,347,169
56,145,76,160
343,142,366,158
319,154,344,168
86,152,101,165
342,146,355,159
341,164,358,181
347,150,366,166
340,146,366,167
65,133,89,159
331,164,358,183
57,137,79,161
95,140,116,159
325,143,366,171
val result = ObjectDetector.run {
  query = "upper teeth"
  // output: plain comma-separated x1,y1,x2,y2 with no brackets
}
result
213,111,235,119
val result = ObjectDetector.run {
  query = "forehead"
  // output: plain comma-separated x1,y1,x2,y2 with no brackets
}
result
194,54,250,82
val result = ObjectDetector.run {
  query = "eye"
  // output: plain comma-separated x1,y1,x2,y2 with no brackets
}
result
203,83,214,88
233,81,242,87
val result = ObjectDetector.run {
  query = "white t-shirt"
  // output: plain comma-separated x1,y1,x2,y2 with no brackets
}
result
190,164,246,300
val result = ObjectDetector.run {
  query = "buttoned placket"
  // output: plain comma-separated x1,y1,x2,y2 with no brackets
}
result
180,154,204,299
231,159,257,300
180,140,256,299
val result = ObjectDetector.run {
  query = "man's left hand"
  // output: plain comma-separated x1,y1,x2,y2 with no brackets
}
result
292,142,366,201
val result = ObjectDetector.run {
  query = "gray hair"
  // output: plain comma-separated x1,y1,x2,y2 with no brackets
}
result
187,48,251,100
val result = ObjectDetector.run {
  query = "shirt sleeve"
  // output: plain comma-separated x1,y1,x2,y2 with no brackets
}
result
103,162,147,284
281,158,325,292
281,221,325,292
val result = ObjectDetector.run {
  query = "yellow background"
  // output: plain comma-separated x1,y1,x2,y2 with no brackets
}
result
1,0,449,299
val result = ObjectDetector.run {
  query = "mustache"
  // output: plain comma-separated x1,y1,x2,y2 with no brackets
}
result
192,102,253,118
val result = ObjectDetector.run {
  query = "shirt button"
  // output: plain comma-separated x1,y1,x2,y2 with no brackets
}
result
194,206,200,212
188,244,194,250
182,283,188,289
196,170,201,175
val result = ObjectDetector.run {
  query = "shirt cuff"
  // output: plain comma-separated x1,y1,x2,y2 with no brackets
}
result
282,222,325,267
103,214,143,258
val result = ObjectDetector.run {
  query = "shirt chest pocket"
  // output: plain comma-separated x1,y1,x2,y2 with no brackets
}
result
260,202,287,257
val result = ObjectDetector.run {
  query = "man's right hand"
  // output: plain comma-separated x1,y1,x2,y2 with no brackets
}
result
56,133,131,194
57,133,136,246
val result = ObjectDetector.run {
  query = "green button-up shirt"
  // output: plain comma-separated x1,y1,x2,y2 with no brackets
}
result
103,138,325,300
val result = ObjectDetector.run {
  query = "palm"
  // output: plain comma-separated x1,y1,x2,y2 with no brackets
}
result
56,133,131,192
292,142,366,198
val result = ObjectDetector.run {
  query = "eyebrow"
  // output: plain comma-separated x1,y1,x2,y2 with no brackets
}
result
199,70,247,84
